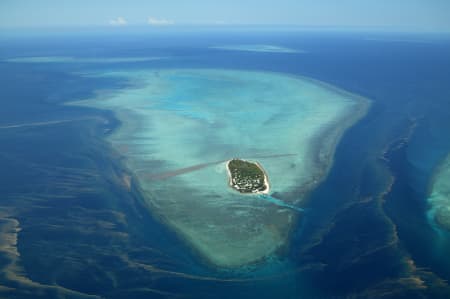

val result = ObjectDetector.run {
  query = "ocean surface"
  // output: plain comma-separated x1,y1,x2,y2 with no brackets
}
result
1,29,450,299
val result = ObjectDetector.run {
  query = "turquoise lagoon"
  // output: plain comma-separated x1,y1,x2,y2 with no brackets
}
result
74,69,369,267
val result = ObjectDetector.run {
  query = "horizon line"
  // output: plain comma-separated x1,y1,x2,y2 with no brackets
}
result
1,24,450,35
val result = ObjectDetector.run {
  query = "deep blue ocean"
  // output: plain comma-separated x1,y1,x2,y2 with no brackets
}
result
1,29,450,299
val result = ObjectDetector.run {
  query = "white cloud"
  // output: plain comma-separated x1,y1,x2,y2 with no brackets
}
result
109,17,127,26
147,17,174,26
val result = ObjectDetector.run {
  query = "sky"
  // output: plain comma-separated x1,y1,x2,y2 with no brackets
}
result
1,0,450,32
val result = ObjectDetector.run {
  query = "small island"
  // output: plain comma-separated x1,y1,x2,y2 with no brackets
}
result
226,159,269,194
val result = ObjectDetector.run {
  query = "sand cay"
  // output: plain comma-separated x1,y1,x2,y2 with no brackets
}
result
74,69,370,267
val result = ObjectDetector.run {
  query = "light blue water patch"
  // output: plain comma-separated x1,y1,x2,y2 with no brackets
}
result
5,56,166,63
210,45,305,54
258,194,304,212
427,153,450,233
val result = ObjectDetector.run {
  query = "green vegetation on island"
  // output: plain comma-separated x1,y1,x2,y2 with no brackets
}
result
227,159,268,193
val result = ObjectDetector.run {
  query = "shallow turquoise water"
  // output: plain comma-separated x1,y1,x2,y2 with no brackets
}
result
75,68,368,267
258,194,304,212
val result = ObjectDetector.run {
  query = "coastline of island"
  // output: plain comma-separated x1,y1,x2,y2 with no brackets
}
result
226,159,270,195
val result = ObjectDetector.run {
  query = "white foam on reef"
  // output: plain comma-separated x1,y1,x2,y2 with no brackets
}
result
427,154,450,232
73,69,369,267
210,45,304,53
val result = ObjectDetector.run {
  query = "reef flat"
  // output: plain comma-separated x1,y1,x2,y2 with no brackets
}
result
428,154,450,231
73,69,369,267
